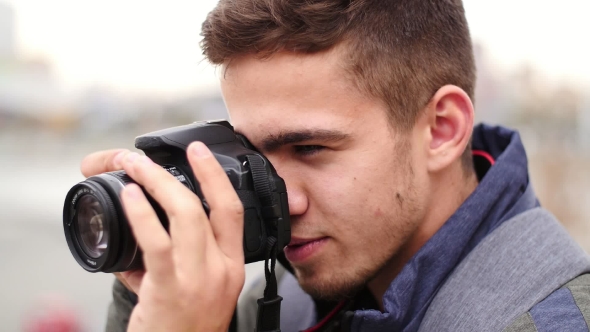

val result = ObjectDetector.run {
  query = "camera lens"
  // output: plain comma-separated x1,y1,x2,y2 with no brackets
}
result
64,171,152,272
63,173,135,272
64,167,192,272
75,195,109,258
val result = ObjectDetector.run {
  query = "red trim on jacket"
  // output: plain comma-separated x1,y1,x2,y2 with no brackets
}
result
303,300,347,332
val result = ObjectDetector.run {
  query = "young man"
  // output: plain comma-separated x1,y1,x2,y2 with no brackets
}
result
83,1,590,331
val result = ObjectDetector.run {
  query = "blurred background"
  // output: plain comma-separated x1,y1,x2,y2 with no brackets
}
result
1,0,590,331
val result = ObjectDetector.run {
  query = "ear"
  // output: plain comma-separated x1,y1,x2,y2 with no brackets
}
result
423,85,474,173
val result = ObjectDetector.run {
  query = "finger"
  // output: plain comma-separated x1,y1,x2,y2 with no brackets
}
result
121,184,174,284
187,142,244,261
122,154,211,270
80,149,129,177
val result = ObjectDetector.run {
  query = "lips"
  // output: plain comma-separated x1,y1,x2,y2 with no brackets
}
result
284,237,328,263
288,237,324,246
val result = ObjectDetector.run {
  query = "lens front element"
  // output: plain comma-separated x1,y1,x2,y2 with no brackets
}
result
76,195,109,258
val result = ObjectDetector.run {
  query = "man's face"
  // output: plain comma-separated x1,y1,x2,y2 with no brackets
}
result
221,49,429,300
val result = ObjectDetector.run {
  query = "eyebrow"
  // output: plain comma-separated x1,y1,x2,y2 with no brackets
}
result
239,129,350,153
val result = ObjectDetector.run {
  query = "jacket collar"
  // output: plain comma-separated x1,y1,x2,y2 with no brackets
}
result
351,124,539,331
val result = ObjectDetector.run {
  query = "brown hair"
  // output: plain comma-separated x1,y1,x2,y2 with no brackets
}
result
201,0,476,170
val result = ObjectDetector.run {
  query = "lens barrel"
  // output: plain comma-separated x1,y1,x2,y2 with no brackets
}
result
63,172,142,272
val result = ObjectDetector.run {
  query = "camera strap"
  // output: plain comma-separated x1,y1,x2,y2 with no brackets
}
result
255,236,282,332
246,155,283,332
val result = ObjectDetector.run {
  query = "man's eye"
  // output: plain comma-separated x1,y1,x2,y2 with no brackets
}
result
293,145,325,156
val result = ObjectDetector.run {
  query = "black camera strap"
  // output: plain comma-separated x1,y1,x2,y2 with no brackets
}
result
246,155,283,332
256,236,282,332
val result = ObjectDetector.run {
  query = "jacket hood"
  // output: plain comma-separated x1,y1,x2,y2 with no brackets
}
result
350,124,540,331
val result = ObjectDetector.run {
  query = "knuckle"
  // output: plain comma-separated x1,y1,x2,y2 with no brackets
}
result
234,272,246,288
122,162,137,178
229,265,245,282
105,153,117,171
149,241,172,257
169,196,202,219
210,270,232,293
105,150,126,173
111,150,128,167
226,267,245,291
227,199,244,218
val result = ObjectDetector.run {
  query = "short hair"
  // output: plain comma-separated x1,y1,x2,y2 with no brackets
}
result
201,0,476,169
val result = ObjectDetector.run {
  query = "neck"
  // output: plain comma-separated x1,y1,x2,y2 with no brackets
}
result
367,165,479,311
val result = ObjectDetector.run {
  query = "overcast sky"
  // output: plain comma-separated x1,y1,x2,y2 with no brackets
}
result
3,0,590,96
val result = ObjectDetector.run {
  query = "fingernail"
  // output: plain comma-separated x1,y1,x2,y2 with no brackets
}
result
191,142,211,158
124,184,142,198
113,151,127,168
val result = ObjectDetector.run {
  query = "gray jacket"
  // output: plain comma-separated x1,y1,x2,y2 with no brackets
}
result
105,208,590,331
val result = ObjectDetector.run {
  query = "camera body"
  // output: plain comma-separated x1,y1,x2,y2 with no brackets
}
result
63,120,291,272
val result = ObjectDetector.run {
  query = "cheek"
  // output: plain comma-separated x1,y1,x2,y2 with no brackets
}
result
307,179,354,218
374,207,384,218
305,162,393,222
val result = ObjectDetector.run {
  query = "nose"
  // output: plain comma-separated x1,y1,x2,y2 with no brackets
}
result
264,153,308,217
285,182,308,217
268,163,308,217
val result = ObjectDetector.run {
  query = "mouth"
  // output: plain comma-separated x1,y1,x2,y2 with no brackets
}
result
288,237,324,246
284,237,328,263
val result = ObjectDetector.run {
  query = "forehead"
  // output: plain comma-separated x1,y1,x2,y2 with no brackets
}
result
220,49,388,143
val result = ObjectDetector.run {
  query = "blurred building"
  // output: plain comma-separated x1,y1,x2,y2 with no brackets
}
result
0,2,77,131
0,1,15,59
0,57,74,128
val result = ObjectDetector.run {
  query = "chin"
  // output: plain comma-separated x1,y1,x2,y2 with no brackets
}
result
294,264,368,301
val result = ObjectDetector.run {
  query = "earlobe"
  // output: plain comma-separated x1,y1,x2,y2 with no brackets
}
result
426,85,474,173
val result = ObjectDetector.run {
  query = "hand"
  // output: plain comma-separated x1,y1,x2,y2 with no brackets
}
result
119,142,245,332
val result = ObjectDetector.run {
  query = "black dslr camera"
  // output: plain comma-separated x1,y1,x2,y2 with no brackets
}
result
63,120,291,272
